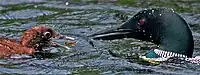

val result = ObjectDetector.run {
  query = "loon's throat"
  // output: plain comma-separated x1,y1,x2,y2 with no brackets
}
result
146,49,188,58
154,49,187,58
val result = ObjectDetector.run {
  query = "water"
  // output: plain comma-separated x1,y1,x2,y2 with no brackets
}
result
0,0,200,74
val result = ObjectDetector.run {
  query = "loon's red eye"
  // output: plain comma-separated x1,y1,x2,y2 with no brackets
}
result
139,18,145,25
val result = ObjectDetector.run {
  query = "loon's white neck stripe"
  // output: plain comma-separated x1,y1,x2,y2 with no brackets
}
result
154,49,187,58
141,49,200,64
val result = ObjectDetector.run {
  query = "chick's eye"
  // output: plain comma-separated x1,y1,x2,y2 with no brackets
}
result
43,32,52,38
138,18,145,25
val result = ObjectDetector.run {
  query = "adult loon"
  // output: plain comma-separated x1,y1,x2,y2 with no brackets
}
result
89,8,199,63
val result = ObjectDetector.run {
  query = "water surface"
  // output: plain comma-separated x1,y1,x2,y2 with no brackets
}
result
0,0,200,74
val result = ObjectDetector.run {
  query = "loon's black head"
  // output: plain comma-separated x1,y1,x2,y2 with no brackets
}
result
89,8,194,58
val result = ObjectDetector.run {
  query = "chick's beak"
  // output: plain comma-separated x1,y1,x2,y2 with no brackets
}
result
51,33,76,49
57,34,75,41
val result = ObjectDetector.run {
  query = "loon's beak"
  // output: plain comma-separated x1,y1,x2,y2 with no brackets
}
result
89,17,137,40
89,27,133,40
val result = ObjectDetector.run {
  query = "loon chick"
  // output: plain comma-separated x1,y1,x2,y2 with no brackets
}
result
89,8,194,59
0,25,74,58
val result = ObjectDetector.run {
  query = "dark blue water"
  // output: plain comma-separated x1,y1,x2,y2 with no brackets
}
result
0,0,200,74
